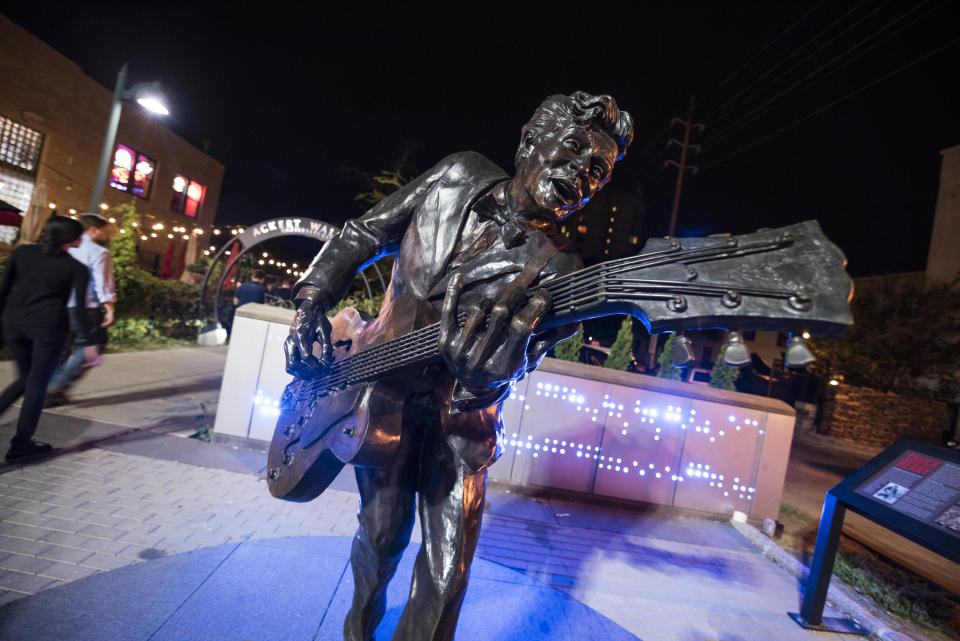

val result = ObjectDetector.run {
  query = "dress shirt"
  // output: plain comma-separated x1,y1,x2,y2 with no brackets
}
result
67,233,115,309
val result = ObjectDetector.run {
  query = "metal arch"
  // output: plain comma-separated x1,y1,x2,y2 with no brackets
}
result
196,217,397,333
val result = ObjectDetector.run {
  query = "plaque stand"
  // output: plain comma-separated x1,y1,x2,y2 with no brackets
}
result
788,492,869,634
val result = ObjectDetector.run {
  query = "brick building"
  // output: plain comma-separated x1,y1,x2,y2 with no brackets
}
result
0,13,224,271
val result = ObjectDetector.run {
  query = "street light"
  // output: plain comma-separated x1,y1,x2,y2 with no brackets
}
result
88,63,170,212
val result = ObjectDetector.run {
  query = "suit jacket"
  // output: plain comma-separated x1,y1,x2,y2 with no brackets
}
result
296,151,583,471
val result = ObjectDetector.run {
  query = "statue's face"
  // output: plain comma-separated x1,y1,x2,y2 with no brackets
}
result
516,123,618,220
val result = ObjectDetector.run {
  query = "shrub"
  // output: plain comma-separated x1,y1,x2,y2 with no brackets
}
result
553,326,583,362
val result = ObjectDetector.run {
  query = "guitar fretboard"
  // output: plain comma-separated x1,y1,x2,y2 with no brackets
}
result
300,234,796,396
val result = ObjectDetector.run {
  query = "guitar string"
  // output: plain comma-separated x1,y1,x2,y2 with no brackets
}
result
299,235,796,394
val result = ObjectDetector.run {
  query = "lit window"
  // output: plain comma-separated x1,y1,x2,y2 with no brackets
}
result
171,174,206,218
0,116,44,176
629,235,638,244
110,144,155,199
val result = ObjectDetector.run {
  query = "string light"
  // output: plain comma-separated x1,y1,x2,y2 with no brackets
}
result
213,229,221,235
48,203,56,209
99,203,108,210
68,208,77,214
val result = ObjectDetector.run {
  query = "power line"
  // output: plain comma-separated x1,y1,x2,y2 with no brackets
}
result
702,0,946,149
700,0,826,105
703,0,879,125
701,35,960,173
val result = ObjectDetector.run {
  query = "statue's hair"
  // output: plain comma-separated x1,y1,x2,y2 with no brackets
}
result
516,92,634,169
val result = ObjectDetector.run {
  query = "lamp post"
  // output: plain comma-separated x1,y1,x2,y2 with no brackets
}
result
88,63,170,213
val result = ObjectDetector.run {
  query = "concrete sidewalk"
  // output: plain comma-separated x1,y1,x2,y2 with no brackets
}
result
0,347,934,640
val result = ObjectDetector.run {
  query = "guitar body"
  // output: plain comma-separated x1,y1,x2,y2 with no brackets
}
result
267,307,406,502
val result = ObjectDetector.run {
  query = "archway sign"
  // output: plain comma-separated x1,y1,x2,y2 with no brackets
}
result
197,216,382,345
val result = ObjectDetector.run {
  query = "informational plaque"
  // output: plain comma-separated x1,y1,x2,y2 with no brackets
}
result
853,449,960,539
791,439,960,633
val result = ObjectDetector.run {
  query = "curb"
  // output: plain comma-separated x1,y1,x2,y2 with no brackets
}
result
730,518,914,641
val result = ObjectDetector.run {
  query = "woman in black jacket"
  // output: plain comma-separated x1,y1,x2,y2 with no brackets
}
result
0,216,94,463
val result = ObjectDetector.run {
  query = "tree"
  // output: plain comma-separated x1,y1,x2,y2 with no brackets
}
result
656,334,684,380
709,345,740,390
809,277,960,399
604,317,634,370
553,326,583,362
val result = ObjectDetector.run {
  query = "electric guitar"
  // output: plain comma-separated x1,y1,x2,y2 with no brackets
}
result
267,221,853,501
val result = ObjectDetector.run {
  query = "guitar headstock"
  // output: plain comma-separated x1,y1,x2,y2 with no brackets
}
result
548,221,853,337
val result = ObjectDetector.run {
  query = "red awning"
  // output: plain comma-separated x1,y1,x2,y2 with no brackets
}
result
0,209,23,227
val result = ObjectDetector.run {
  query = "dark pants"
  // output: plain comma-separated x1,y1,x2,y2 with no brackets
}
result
344,393,487,641
0,325,68,451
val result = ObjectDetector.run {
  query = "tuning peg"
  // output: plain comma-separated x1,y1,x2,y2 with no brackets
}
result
722,331,751,368
785,333,815,368
670,334,695,367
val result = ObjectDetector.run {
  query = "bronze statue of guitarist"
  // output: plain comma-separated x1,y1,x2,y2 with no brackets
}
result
284,92,634,641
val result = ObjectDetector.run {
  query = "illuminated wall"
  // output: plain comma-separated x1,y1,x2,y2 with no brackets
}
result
491,358,795,519
215,307,795,520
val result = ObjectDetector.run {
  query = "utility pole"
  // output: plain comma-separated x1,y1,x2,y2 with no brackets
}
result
664,96,704,236
647,96,704,369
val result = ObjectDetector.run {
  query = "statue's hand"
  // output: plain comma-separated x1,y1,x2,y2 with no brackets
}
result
284,291,333,378
438,273,551,391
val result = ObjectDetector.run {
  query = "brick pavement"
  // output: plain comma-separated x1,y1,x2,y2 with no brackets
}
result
0,448,875,641
0,448,364,606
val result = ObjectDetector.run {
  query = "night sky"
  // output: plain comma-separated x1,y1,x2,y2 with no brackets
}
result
5,2,959,277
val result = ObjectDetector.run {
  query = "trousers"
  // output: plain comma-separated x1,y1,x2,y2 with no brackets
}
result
344,392,487,641
49,308,104,393
0,325,67,449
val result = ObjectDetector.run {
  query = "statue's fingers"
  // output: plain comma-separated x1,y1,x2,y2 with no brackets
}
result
439,273,465,352
511,290,551,336
453,299,490,365
467,299,511,371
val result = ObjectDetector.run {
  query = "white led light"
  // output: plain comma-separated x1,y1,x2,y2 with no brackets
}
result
724,491,729,496
633,461,639,466
533,452,539,458
665,466,670,472
710,437,715,442
654,435,660,440
576,451,582,458
728,415,736,422
621,430,627,436
551,447,557,453
649,464,654,469
655,472,661,478
639,470,645,476
535,444,541,450
560,449,565,454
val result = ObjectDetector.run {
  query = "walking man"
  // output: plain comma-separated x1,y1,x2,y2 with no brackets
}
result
46,213,114,406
